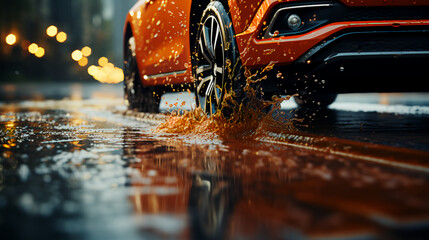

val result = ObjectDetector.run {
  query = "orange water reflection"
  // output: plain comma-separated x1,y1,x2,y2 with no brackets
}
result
124,129,429,239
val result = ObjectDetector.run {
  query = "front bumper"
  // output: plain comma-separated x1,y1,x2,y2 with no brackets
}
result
235,1,429,69
259,27,429,93
236,1,429,93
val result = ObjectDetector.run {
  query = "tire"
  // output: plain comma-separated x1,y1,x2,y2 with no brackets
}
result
192,1,243,116
294,92,337,108
188,176,235,240
124,36,161,113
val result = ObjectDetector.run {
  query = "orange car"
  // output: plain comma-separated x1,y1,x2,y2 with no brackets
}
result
123,0,429,113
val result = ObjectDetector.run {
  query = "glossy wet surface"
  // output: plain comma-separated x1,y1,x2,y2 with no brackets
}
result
1,84,429,239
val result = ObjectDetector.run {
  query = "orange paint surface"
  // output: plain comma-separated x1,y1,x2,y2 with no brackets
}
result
125,0,193,86
236,20,429,68
125,0,429,85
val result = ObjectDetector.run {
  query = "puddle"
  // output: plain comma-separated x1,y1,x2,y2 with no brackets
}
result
1,96,429,239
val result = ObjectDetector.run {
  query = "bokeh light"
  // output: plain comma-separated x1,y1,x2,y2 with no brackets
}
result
56,31,67,43
71,50,83,61
88,65,97,75
35,47,45,58
87,64,124,84
78,57,88,67
5,34,17,45
46,25,58,37
28,43,38,54
98,57,108,67
3,21,121,84
81,46,92,57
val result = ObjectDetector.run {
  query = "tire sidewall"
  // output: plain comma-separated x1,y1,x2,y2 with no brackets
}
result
124,37,142,110
124,37,160,112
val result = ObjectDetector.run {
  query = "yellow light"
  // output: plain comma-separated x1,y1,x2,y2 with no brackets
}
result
112,67,125,83
94,69,106,82
88,65,98,76
56,31,67,43
28,43,38,54
98,57,108,67
90,62,124,84
6,121,15,128
78,57,88,67
5,34,17,45
35,47,45,58
71,50,83,61
81,46,92,57
46,25,58,37
105,62,114,70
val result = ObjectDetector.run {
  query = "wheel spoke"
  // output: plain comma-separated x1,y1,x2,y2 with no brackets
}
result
203,22,215,61
213,21,220,53
196,65,212,75
197,75,213,94
205,77,215,97
199,38,212,63
215,66,223,75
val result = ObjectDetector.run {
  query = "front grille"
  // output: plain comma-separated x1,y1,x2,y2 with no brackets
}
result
297,29,429,63
336,5,429,22
320,31,429,61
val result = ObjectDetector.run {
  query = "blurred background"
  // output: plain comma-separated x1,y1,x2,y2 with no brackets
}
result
1,0,135,85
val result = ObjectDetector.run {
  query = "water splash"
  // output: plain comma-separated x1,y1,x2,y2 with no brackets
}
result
155,75,298,140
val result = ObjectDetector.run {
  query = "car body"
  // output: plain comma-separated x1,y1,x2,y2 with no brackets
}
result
123,0,429,112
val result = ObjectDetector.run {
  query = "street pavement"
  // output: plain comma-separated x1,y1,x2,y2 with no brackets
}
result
1,83,429,239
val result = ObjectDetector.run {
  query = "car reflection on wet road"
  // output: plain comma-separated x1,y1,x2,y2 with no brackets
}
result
1,84,429,239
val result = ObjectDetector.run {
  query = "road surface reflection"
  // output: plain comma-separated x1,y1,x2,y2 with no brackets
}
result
123,129,429,239
1,91,429,239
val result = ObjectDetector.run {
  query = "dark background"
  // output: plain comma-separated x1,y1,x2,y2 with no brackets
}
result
1,0,136,83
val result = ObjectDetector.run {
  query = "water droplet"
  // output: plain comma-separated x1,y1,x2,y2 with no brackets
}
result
273,30,279,37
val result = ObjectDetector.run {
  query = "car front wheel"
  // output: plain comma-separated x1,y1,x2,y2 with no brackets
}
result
192,1,243,116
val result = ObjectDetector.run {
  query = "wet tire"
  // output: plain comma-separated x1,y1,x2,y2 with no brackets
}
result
192,1,243,116
294,92,337,108
124,36,160,113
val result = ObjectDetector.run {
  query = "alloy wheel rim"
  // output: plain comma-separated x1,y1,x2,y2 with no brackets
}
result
195,16,225,115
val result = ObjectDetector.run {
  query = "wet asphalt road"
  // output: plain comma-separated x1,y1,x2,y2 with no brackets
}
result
1,83,429,240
